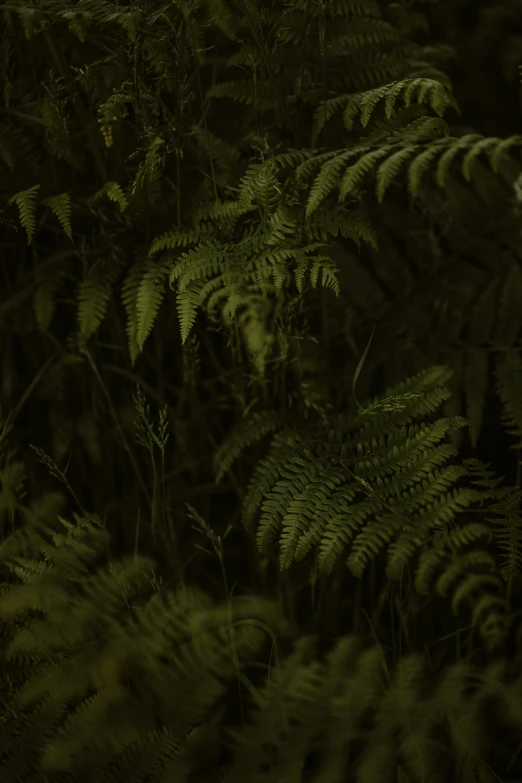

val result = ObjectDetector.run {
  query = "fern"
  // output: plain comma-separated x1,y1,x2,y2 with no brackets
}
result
486,485,522,582
313,77,458,138
87,180,129,213
136,259,170,351
41,192,73,242
78,254,123,340
226,633,522,783
213,410,289,485
7,184,40,244
0,511,289,781
239,364,478,577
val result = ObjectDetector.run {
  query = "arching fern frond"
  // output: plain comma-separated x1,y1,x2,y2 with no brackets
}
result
313,77,458,141
303,132,522,216
242,363,475,577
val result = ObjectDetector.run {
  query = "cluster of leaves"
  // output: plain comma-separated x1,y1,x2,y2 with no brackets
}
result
0,0,521,780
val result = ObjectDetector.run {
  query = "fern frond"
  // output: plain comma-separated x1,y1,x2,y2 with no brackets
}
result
407,138,448,197
122,254,150,365
338,145,393,202
242,364,474,577
136,259,170,351
176,280,204,344
305,204,379,250
312,95,351,143
305,148,362,217
206,79,258,105
148,226,214,258
7,184,40,244
486,486,522,581
376,146,418,202
88,180,129,213
415,521,508,650
78,256,121,340
213,410,288,485
435,134,483,188
41,192,73,242
316,78,457,139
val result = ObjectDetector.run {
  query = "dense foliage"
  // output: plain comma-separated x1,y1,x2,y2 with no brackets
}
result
1,0,522,781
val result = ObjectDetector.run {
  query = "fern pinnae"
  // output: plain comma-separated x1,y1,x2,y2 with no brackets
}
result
489,134,522,173
435,134,483,188
305,148,362,217
485,486,522,581
176,280,204,344
342,85,387,130
148,226,214,258
406,138,449,197
294,148,339,189
122,255,150,365
462,137,501,182
42,192,73,242
376,146,418,202
134,259,168,351
7,183,40,244
338,145,393,203
213,410,287,485
78,254,123,340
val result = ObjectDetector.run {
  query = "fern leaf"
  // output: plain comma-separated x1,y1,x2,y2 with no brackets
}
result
376,146,417,202
436,134,482,188
78,256,121,340
7,183,40,244
136,260,169,351
311,96,350,142
339,146,391,202
122,256,149,365
407,139,447,197
486,486,522,581
489,134,522,173
462,138,500,182
176,280,203,344
213,410,287,485
42,192,73,242
305,149,361,217
148,227,209,258
88,180,129,213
